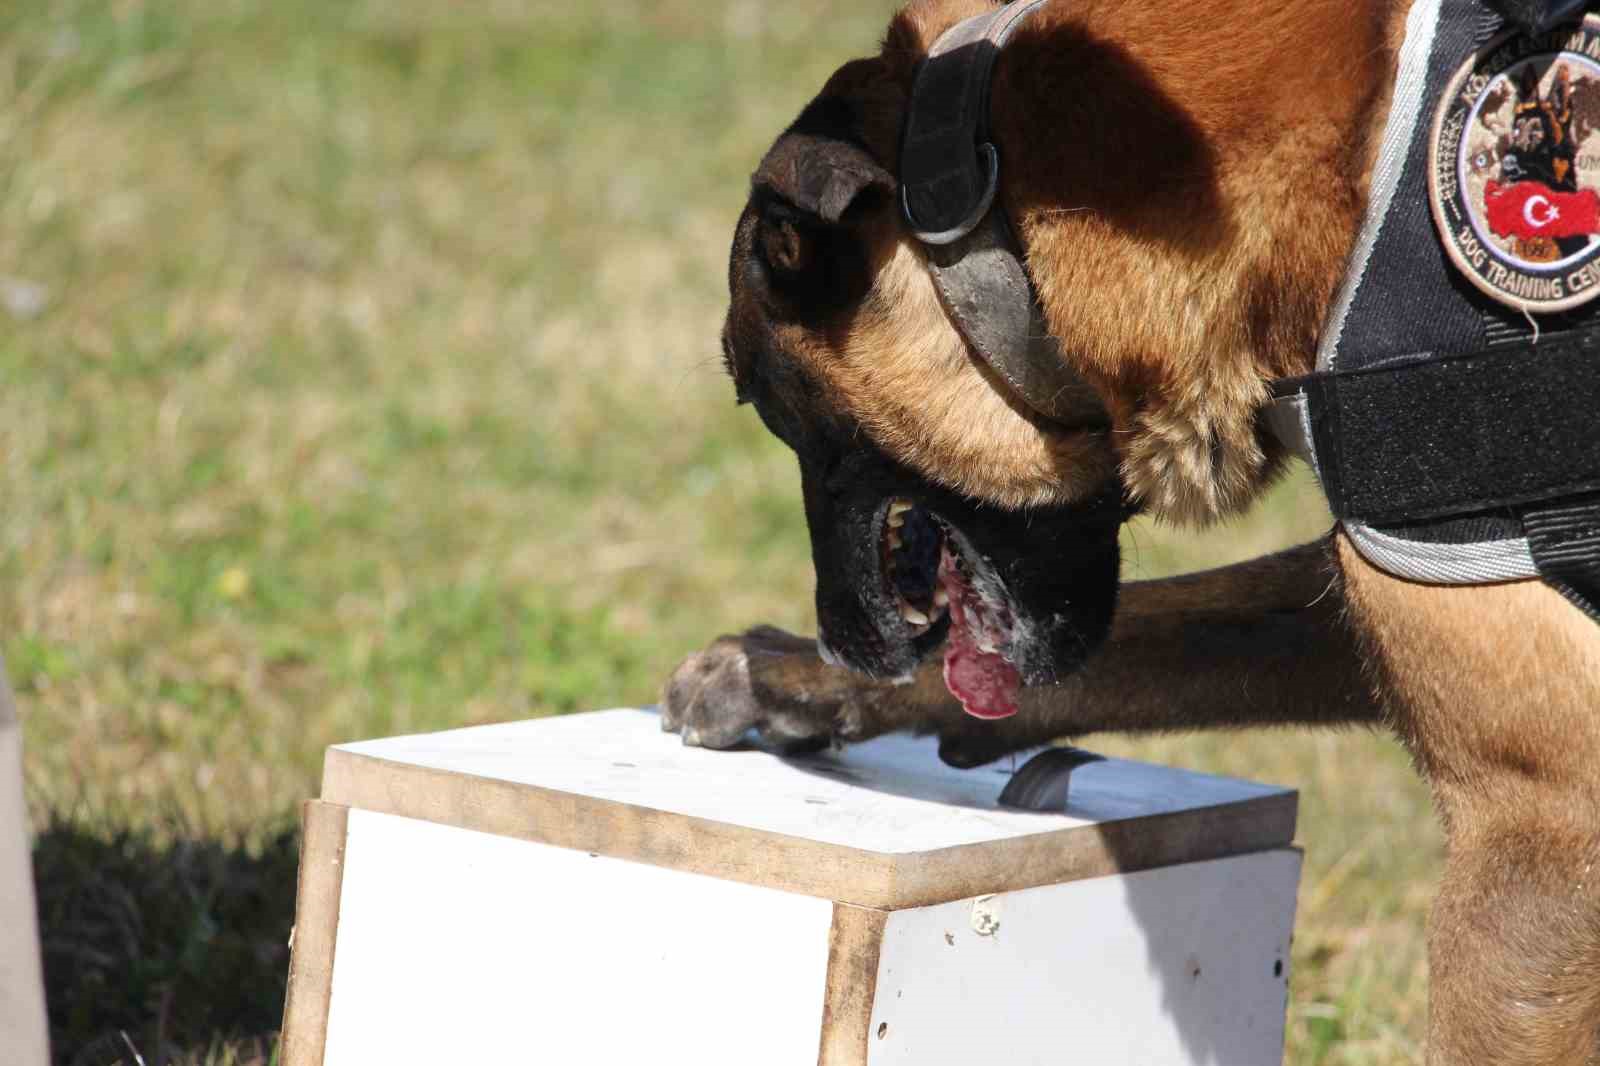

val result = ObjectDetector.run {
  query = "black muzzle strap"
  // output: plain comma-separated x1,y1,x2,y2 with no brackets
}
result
899,0,1106,429
900,0,1048,243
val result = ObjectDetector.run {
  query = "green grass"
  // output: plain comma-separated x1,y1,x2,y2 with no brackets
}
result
1,0,1436,1062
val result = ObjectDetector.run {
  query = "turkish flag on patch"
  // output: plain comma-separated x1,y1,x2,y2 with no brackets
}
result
1483,180,1600,241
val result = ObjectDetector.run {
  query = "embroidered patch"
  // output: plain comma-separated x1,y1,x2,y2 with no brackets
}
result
1430,16,1600,313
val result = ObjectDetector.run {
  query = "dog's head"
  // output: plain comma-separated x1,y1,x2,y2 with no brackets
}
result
721,2,1384,715
723,68,1125,713
1503,63,1578,189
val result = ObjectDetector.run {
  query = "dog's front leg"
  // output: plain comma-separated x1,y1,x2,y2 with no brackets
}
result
936,533,1385,764
662,536,1385,762
1338,547,1600,1064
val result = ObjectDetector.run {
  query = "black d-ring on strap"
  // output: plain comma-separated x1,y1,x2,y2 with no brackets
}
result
903,143,998,245
899,0,1051,242
898,0,1106,430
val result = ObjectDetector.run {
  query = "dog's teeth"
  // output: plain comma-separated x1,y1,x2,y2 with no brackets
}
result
889,499,913,518
932,587,949,607
900,604,929,625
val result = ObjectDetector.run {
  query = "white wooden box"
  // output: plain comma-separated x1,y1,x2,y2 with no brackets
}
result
281,708,1301,1066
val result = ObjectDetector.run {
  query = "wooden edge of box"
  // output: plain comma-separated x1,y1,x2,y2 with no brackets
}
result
322,749,898,903
818,903,889,1066
323,747,1298,909
280,800,350,1066
889,788,1300,907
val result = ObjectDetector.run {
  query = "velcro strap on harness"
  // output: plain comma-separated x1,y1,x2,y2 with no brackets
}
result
1271,335,1600,526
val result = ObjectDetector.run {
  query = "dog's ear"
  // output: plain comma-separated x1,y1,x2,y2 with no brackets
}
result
750,134,892,299
1519,62,1542,105
789,141,895,223
758,211,814,275
755,134,895,227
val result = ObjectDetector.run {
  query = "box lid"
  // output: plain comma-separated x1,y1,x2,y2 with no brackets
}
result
323,708,1296,909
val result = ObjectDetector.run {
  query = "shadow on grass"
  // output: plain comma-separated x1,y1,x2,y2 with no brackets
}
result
32,814,297,1066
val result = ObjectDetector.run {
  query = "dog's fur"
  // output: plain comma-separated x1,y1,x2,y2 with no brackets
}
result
663,2,1600,1060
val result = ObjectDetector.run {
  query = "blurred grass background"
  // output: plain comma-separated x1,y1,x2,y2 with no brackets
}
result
0,0,1437,1062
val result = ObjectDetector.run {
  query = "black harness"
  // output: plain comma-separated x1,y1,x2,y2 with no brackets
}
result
901,0,1600,619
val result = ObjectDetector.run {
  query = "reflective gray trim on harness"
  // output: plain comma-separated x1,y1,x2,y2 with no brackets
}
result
1346,524,1539,584
1315,0,1443,375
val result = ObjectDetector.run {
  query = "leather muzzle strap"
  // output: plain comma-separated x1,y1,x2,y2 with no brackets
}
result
900,1,1104,428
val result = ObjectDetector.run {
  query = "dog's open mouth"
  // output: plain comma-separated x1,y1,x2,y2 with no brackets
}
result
881,497,1022,720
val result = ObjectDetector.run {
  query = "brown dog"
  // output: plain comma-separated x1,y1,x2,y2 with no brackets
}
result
661,1,1600,1061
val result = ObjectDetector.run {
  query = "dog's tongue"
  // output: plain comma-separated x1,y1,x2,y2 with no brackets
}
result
938,547,1021,720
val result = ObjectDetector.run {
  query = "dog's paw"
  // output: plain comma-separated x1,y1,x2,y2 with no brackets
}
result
660,626,846,752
